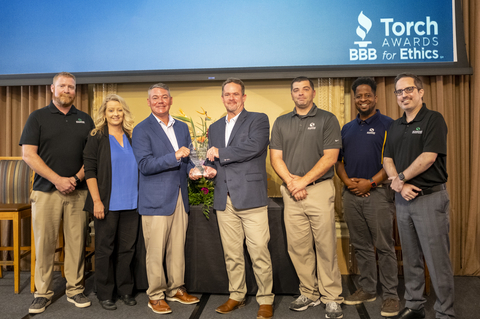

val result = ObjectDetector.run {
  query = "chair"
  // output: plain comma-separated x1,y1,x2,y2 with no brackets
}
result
0,157,34,294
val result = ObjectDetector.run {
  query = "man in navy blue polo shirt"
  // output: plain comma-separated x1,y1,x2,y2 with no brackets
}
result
336,77,399,317
384,73,454,319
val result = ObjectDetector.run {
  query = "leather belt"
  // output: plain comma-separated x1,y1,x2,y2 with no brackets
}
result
415,183,446,196
307,179,323,187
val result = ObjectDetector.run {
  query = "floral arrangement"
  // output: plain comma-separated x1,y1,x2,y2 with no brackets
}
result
173,107,211,151
173,108,214,219
187,177,214,219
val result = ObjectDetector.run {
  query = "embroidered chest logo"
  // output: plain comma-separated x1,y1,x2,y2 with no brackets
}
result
412,127,422,134
76,118,86,124
307,122,316,130
367,128,375,135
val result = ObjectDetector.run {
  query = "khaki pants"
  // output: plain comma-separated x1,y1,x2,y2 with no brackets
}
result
142,189,188,300
31,189,88,299
216,196,274,305
281,179,343,304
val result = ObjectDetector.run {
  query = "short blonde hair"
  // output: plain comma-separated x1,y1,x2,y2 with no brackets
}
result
91,94,134,137
52,72,76,86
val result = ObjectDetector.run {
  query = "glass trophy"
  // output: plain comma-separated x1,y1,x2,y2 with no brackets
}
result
189,142,207,176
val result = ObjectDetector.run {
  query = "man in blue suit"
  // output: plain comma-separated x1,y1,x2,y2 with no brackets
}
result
132,83,200,315
204,78,274,319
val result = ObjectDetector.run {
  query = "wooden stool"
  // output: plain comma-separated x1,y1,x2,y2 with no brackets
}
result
0,204,32,294
0,157,33,294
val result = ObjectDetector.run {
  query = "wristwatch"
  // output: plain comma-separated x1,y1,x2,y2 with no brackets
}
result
398,172,406,182
74,175,81,184
369,178,377,188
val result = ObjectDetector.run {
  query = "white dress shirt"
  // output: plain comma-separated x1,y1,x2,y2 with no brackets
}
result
225,111,242,146
153,114,179,151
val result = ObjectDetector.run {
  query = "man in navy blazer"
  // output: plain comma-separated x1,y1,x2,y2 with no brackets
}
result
204,78,274,319
132,83,200,315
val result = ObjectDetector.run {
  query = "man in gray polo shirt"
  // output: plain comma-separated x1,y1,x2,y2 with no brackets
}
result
270,76,344,319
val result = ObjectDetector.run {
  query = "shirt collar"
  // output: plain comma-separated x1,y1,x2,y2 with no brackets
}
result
356,109,380,125
292,103,318,118
225,111,242,124
400,103,428,124
153,114,175,128
48,101,77,115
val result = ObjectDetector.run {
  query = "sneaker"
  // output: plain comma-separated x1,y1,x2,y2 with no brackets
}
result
381,298,400,317
29,297,51,314
325,302,343,318
289,294,321,311
343,288,376,305
67,293,92,308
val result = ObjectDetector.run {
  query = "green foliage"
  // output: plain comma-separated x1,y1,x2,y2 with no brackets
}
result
174,108,214,220
172,108,212,151
188,177,214,219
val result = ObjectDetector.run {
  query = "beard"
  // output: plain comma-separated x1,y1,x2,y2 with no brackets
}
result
54,93,75,107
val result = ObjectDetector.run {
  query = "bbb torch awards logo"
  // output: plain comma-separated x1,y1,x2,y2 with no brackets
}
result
349,10,444,63
350,11,377,61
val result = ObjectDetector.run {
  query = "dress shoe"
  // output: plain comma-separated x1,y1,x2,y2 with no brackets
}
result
99,299,117,310
120,294,137,306
394,307,425,319
215,298,246,314
166,286,199,304
257,304,273,319
148,299,172,314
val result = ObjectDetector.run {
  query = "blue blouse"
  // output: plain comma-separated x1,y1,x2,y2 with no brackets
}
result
109,134,138,211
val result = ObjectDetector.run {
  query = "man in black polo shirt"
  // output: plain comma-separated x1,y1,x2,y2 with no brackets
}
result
336,77,399,317
383,73,454,319
20,72,94,314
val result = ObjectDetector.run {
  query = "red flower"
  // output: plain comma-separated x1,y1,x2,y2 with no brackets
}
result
201,187,209,195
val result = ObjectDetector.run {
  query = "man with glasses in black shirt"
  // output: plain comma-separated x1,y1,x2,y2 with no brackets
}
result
383,73,454,319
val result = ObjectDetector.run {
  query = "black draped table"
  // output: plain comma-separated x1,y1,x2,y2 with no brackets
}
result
184,198,300,295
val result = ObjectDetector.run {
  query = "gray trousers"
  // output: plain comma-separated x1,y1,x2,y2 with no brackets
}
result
395,189,455,319
343,187,398,299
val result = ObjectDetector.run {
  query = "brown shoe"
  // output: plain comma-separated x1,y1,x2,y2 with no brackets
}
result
166,286,199,305
215,298,246,314
381,298,400,317
257,304,273,319
148,299,172,314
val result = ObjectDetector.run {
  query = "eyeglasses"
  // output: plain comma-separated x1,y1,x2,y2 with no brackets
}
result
394,86,417,96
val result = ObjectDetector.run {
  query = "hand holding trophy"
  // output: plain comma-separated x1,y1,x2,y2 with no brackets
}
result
189,142,207,177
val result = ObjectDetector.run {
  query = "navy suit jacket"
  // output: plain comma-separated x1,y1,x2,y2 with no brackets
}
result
206,110,269,211
132,114,194,216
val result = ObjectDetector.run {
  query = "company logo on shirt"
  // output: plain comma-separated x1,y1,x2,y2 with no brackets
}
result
76,118,86,124
307,122,316,130
412,127,423,134
367,128,376,135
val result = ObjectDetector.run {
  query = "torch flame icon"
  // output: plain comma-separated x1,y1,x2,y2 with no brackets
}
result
354,11,372,47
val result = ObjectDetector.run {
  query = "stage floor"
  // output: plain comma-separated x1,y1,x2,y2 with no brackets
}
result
1,271,478,319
